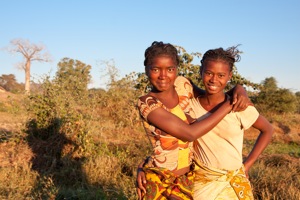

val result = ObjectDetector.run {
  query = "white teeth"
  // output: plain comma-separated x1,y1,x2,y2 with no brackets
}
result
207,85,218,91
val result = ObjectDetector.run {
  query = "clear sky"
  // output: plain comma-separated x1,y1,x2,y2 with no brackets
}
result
1,0,300,92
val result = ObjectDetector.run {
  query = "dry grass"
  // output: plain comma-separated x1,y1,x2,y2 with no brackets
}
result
0,90,299,199
0,141,37,200
250,154,300,200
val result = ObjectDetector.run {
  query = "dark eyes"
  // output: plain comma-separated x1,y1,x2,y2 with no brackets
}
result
204,72,225,78
168,67,175,72
150,67,176,73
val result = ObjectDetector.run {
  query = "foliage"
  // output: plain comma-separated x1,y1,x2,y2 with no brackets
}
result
261,77,278,91
16,59,150,199
1,51,300,199
296,91,300,114
25,58,95,178
55,57,92,96
105,72,141,127
252,77,298,113
134,45,259,93
0,74,23,93
176,45,201,84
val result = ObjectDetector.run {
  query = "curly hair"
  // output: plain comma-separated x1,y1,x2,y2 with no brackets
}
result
144,41,179,67
200,45,241,72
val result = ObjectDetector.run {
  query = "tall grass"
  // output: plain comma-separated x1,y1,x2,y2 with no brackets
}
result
250,154,300,200
0,77,299,199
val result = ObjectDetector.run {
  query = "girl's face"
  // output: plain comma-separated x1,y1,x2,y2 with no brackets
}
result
146,56,177,93
201,60,232,94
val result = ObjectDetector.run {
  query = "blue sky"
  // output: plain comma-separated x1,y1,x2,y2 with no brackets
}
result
1,0,300,92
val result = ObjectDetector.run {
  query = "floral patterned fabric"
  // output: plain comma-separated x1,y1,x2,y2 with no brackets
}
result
142,163,195,200
137,93,194,172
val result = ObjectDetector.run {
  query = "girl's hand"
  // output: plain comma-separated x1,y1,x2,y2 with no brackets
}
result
243,161,251,179
136,160,147,199
136,168,146,199
231,85,252,112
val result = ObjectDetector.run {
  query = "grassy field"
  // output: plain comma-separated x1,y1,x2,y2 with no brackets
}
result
0,90,299,200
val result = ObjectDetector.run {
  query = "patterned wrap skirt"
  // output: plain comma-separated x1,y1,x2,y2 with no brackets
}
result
142,164,195,200
193,162,254,200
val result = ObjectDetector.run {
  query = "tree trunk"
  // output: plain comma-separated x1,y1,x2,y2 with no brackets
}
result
25,59,31,94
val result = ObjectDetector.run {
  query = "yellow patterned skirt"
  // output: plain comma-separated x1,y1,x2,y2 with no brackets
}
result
142,165,195,200
193,161,254,200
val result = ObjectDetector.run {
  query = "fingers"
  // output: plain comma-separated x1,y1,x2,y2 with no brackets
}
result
232,103,238,112
136,159,148,199
232,92,238,105
137,169,146,194
232,99,243,112
233,103,247,112
231,95,249,112
243,162,250,179
141,173,147,189
136,172,146,200
137,188,143,200
244,168,249,179
247,101,254,107
137,181,146,195
231,96,240,112
246,172,249,179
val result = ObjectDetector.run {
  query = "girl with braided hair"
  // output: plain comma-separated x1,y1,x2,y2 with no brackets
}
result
137,41,251,200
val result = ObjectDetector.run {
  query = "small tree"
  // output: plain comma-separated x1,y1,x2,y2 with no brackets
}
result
0,74,23,93
6,38,51,93
261,77,278,92
55,57,91,96
26,58,93,160
253,77,297,113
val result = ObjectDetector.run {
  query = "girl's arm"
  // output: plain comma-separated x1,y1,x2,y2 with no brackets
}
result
136,101,232,196
243,115,274,176
191,80,252,112
147,97,232,142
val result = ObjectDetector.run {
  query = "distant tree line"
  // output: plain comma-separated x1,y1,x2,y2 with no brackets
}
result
1,39,300,114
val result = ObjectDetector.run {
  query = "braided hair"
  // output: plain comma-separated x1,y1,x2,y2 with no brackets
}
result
144,41,179,68
200,45,241,72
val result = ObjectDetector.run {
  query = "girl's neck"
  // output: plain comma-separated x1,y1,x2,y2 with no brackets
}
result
199,92,226,112
150,88,179,109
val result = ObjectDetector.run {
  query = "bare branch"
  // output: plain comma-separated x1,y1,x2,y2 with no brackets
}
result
4,38,52,93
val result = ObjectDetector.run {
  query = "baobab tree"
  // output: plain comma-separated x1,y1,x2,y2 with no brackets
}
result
6,39,51,93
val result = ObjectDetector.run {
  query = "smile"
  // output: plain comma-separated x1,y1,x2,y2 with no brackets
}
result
207,85,218,90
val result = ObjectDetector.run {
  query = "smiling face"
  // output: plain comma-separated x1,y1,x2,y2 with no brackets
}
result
146,55,177,93
201,60,232,95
